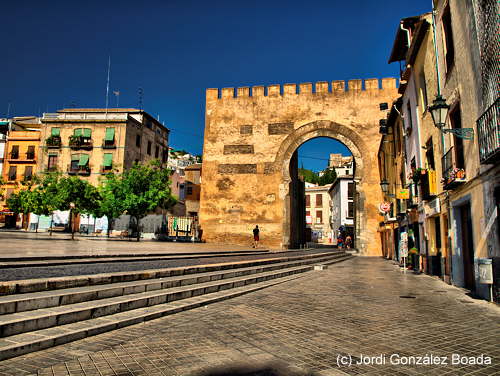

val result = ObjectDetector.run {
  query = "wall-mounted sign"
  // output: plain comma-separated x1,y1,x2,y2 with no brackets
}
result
379,202,391,213
306,215,312,224
396,189,409,199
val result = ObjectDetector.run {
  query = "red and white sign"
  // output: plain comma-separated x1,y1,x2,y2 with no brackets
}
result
379,202,391,213
306,215,312,224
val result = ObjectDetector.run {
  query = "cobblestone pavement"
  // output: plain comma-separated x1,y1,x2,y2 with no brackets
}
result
0,257,499,376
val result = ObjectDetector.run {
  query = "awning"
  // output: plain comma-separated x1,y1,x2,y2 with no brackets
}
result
83,128,92,138
74,129,82,137
78,154,89,166
71,154,80,161
105,127,115,141
51,127,60,136
103,153,113,167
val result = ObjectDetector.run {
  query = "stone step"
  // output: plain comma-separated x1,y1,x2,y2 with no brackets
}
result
0,250,343,296
0,251,271,269
0,252,348,315
0,254,353,361
0,254,351,338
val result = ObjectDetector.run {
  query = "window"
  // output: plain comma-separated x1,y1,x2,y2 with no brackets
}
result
316,210,322,224
48,154,58,171
136,135,141,148
187,186,193,195
345,169,349,175
347,182,355,200
406,101,413,130
10,145,19,159
155,145,159,158
147,141,152,155
162,150,168,163
103,153,113,170
8,166,16,181
449,104,465,169
419,71,428,110
306,195,310,207
26,145,35,160
426,138,435,169
442,4,455,72
71,154,80,170
51,127,60,137
316,194,322,206
104,128,115,145
347,202,354,218
24,166,33,180
305,210,310,217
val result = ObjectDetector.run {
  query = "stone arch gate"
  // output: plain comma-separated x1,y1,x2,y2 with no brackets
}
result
199,78,398,256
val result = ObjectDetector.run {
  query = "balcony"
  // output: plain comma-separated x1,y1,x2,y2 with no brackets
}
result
46,135,61,149
477,96,500,164
420,169,437,200
100,165,114,174
67,164,91,176
102,139,116,149
442,147,466,190
7,152,36,163
69,136,93,150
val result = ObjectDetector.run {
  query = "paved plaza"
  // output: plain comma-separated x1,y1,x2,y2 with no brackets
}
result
0,257,498,376
0,231,259,258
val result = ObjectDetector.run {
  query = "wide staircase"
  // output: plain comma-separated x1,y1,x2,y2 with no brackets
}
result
0,250,353,360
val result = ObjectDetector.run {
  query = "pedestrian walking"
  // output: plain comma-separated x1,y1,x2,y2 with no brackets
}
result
252,225,260,248
345,235,352,249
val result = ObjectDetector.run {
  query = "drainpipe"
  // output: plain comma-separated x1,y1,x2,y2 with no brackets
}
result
431,1,452,282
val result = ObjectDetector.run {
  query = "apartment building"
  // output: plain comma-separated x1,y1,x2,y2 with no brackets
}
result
305,184,332,243
328,176,355,246
39,108,169,185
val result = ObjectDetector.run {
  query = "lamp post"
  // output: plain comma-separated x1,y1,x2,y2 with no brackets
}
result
380,180,389,194
429,94,450,129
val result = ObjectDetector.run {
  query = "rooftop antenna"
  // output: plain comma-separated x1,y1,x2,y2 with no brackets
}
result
113,90,120,107
105,55,111,115
138,87,143,110
7,102,12,118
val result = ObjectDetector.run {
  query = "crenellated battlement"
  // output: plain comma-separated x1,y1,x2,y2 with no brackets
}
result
206,78,397,100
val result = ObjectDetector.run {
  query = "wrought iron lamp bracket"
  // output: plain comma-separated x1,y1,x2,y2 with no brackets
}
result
441,128,474,140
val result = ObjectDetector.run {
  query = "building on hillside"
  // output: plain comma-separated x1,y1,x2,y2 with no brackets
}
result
0,117,41,228
328,176,355,246
305,184,332,243
39,109,169,186
328,153,354,177
378,98,405,261
169,169,186,216
184,163,201,217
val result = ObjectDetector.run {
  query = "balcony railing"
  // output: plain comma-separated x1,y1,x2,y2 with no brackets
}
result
442,147,466,190
102,140,116,149
67,164,91,176
100,165,114,174
69,136,93,150
477,96,500,164
46,135,61,148
8,152,36,162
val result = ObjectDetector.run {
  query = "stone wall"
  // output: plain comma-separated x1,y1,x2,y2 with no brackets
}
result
200,79,399,255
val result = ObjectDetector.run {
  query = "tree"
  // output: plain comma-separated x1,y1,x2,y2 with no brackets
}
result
56,176,101,239
95,172,126,237
31,172,65,234
298,167,319,184
119,160,176,241
318,168,337,186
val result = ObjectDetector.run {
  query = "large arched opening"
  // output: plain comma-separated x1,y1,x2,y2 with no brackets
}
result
275,120,371,252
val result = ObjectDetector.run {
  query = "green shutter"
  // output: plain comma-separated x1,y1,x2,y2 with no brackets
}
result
105,127,115,141
74,129,82,137
51,127,60,136
71,154,80,161
103,153,113,167
78,154,89,166
83,128,92,138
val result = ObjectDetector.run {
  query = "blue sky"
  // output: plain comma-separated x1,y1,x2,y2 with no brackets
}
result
1,0,430,170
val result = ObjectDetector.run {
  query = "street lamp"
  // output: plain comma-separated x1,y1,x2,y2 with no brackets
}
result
380,180,389,194
429,94,474,140
429,94,449,129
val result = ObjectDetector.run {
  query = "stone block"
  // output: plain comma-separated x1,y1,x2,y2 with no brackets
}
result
268,123,293,135
223,145,254,154
218,164,257,174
